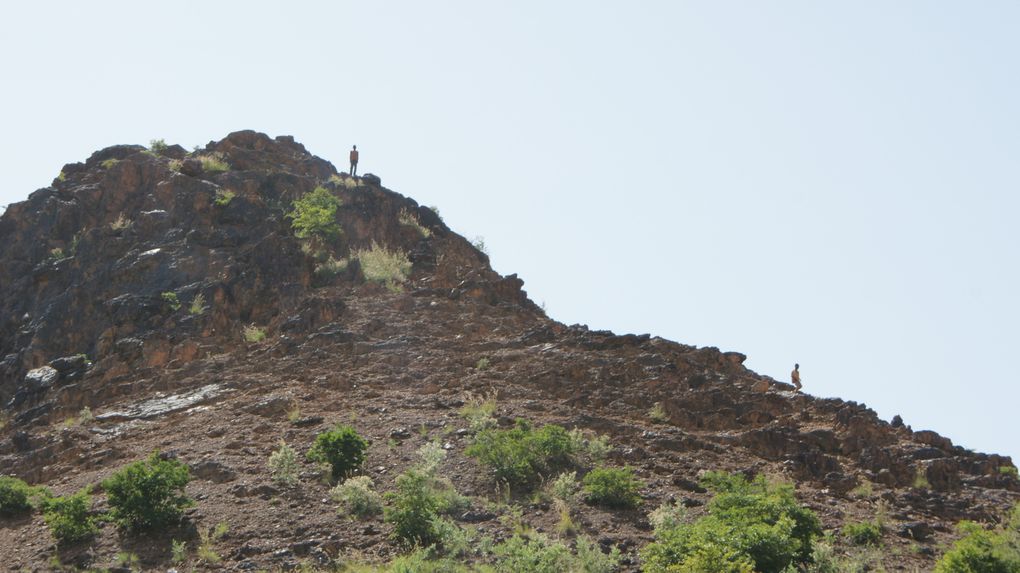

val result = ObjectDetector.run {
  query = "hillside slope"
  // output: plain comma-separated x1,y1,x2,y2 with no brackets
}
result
0,132,1016,571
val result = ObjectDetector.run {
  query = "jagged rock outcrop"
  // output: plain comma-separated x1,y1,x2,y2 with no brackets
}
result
0,132,1016,571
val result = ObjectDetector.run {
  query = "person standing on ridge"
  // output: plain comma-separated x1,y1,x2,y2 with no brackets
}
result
791,363,802,392
349,145,359,177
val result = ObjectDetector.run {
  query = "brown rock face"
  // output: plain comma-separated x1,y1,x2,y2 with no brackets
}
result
0,131,1016,571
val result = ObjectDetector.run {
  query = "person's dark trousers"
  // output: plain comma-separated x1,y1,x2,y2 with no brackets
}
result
350,162,357,177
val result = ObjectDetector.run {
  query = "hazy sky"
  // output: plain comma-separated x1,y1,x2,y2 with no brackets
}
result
1,2,1016,461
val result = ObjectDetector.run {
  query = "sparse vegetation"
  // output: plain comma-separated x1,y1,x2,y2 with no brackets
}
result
197,153,230,173
1000,466,1019,478
307,425,368,481
352,242,412,291
315,255,348,280
162,291,181,312
583,466,642,509
171,538,188,564
649,499,688,532
168,158,183,172
648,402,668,423
214,188,235,206
569,428,612,463
197,521,229,564
471,235,488,255
641,471,822,573
843,520,882,546
48,247,66,261
849,479,874,499
913,467,931,490
492,532,621,573
549,471,581,505
476,357,491,371
331,475,383,518
385,467,443,547
329,173,360,188
102,451,193,530
101,158,119,169
398,208,432,237
243,324,267,343
268,441,300,487
289,186,343,240
459,392,497,434
189,293,207,315
110,213,132,231
42,489,98,543
466,420,577,490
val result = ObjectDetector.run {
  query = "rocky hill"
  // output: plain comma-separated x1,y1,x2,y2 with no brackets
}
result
0,131,1016,571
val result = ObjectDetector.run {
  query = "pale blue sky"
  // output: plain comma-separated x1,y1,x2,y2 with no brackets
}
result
1,2,1017,461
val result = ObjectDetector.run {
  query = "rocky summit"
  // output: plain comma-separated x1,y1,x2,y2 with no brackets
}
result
0,131,1016,571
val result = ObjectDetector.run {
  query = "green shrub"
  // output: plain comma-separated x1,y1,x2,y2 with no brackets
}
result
493,533,573,573
242,324,266,343
466,420,577,490
42,489,98,543
189,293,207,315
385,468,442,547
102,452,193,530
843,520,882,546
197,521,229,564
352,242,412,291
649,499,688,532
161,291,181,312
307,425,368,481
268,441,300,487
150,139,169,154
583,466,642,509
0,476,43,517
101,158,119,169
935,505,1020,573
575,535,623,572
641,472,821,573
549,471,581,505
648,402,668,423
331,475,383,518
214,188,235,206
288,186,342,240
1000,466,1019,478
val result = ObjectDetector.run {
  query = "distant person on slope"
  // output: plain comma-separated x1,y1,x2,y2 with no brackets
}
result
791,363,802,392
349,145,359,177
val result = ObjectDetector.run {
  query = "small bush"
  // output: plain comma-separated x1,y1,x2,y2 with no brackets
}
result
0,476,43,517
913,468,931,489
569,428,612,463
42,489,98,543
288,186,342,240
243,324,266,343
583,466,642,509
150,139,169,154
352,242,412,291
843,521,882,546
466,420,576,490
549,471,581,505
197,153,230,174
459,392,497,434
475,357,491,371
189,293,207,315
171,539,188,564
648,402,668,423
101,158,119,169
307,425,368,481
398,208,432,237
385,468,442,546
197,522,229,564
331,475,383,518
493,533,573,573
268,441,300,487
575,535,623,573
934,505,1020,573
162,291,181,312
314,256,348,280
417,441,447,476
849,479,874,499
110,213,132,231
214,189,235,206
1000,466,1019,478
102,452,193,530
649,499,688,532
471,236,488,255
